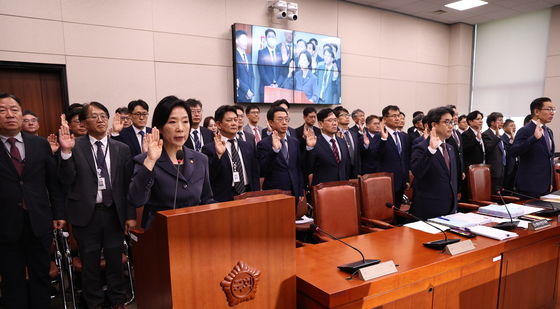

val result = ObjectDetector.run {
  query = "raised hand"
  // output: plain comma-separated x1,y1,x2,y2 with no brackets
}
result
143,128,162,170
534,119,543,139
379,121,388,140
214,131,227,158
112,113,124,134
362,132,370,147
429,126,442,150
304,127,317,148
47,134,59,153
58,124,75,154
60,113,69,129
271,130,281,151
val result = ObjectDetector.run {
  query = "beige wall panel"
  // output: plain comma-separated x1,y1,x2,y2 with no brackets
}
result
343,53,380,78
154,32,230,66
379,58,417,82
61,0,153,30
379,10,419,62
0,0,61,20
416,63,448,84
448,65,471,85
545,54,560,77
342,76,381,115
378,79,417,115
338,1,381,57
153,0,227,38
0,15,64,54
417,19,449,65
0,50,65,64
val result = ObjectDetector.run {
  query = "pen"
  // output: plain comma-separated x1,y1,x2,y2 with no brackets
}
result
437,216,450,221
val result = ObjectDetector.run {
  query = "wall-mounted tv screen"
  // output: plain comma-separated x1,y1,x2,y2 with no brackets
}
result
232,23,341,105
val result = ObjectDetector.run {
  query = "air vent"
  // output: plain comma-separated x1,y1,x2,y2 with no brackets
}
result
432,9,447,15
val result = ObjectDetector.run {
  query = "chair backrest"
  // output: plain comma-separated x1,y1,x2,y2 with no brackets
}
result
233,189,291,200
312,179,360,239
555,162,560,191
359,173,394,222
468,164,491,202
404,170,414,202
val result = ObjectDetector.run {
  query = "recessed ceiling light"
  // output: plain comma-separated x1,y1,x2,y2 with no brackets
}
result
445,0,488,11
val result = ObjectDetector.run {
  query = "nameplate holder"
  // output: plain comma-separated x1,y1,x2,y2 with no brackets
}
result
129,233,138,243
358,260,397,281
528,219,551,230
443,240,475,256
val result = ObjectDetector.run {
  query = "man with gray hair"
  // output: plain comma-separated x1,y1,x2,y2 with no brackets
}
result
350,108,365,135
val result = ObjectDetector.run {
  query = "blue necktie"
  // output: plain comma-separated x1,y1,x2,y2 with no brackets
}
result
192,130,201,152
543,125,552,152
393,132,402,155
138,131,145,152
280,139,289,163
95,141,113,206
498,140,506,165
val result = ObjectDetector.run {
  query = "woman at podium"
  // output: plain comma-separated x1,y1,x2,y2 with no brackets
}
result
128,96,214,229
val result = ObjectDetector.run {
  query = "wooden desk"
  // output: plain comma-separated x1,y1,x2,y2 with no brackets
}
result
296,220,560,309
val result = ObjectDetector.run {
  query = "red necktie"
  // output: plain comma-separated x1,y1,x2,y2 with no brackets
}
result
7,137,24,175
253,127,261,142
330,139,341,164
441,143,450,172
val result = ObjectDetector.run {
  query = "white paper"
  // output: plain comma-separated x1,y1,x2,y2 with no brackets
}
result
404,221,450,234
466,225,518,240
489,217,531,229
296,215,314,224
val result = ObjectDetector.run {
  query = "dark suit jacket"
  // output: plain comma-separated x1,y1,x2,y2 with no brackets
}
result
59,135,135,228
315,64,339,104
112,125,152,158
408,129,421,145
360,132,380,174
295,125,321,152
482,129,505,185
128,147,214,228
261,127,298,140
185,126,214,151
341,129,362,178
501,134,518,183
235,50,255,103
0,133,65,248
374,131,410,191
410,138,458,220
510,121,555,196
461,128,485,169
202,139,260,202
238,130,256,152
446,128,464,180
305,134,351,185
256,135,304,197
257,47,284,102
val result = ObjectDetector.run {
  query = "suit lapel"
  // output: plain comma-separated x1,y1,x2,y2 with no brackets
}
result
79,136,97,176
0,138,18,177
318,135,336,164
108,138,119,184
157,149,187,182
127,127,141,155
182,148,195,182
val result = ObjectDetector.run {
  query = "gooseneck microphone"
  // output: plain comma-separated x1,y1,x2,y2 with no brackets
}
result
500,188,560,217
172,149,184,210
493,190,519,231
309,224,380,274
386,203,459,250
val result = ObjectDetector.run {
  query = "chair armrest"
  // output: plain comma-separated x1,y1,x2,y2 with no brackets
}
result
313,232,331,243
458,202,480,212
360,217,395,229
296,240,307,247
470,200,494,206
359,225,383,234
491,195,520,203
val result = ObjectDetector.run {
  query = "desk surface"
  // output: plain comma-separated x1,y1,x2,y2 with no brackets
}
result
296,219,560,308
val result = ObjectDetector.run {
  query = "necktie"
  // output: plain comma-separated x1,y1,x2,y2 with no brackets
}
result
441,143,451,172
138,131,145,152
7,137,23,176
271,50,277,80
228,139,246,194
95,141,113,206
543,125,552,152
253,127,261,143
320,69,330,99
242,52,248,71
498,140,506,166
343,131,355,164
192,130,201,152
393,132,402,155
453,130,460,147
330,138,341,164
280,139,289,163
237,131,244,141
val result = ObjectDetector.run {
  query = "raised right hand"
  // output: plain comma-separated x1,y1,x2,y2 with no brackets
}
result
304,128,317,148
379,121,388,140
58,124,75,154
145,127,163,162
215,131,226,158
271,130,281,151
534,119,543,139
429,126,441,149
47,134,60,153
60,113,69,129
112,113,124,134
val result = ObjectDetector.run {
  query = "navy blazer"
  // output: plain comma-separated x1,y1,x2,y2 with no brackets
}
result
295,125,321,152
235,50,255,103
112,126,152,158
461,128,485,168
482,129,505,184
261,127,298,141
128,147,214,229
360,133,380,174
257,47,284,102
410,138,458,220
305,134,351,185
0,132,65,248
202,139,260,202
341,129,362,178
256,135,304,197
374,131,410,191
501,134,518,179
510,121,555,196
446,129,464,178
185,126,214,152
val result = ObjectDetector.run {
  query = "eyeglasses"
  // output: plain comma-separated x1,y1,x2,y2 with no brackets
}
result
70,119,81,124
323,118,338,123
541,108,557,113
248,111,260,114
132,112,149,118
23,119,38,123
88,114,108,121
120,116,131,121
386,114,400,119
190,109,202,115
439,120,455,126
275,117,290,123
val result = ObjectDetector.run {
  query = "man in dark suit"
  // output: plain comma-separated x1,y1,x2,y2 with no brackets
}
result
334,106,362,178
243,105,263,145
349,108,365,135
58,102,136,309
501,119,518,191
360,115,382,174
461,110,485,169
257,29,284,102
0,93,65,309
304,108,351,185
315,49,340,104
257,106,305,197
185,99,214,152
234,105,256,149
510,97,556,197
374,105,410,207
295,107,321,152
202,105,260,202
408,113,424,143
482,112,506,194
112,99,152,157
235,30,255,103
261,99,298,138
410,106,458,220
445,105,465,197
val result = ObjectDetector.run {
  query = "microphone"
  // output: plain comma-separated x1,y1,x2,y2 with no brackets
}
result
309,223,380,274
493,190,519,231
386,203,459,250
500,188,560,217
172,150,184,210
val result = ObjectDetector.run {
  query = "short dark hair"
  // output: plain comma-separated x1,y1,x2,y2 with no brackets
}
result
151,97,192,129
400,111,406,117
203,116,215,128
351,109,364,119
504,119,515,127
530,97,552,115
235,30,247,39
458,114,467,123
309,38,318,46
127,99,149,112
265,29,276,37
421,115,429,126
0,93,21,105
115,107,129,114
297,51,312,69
486,112,504,127
426,106,453,130
233,105,244,113
333,106,349,117
267,106,287,121
323,48,335,59
80,101,110,121
412,111,424,118
317,108,335,122
65,103,83,120
365,115,380,125
445,105,456,110
214,105,238,122
303,107,317,117
382,105,400,118
523,114,533,125
185,98,202,109
271,99,290,110
245,105,260,114
412,113,423,124
306,42,316,52
466,110,483,122
22,110,38,118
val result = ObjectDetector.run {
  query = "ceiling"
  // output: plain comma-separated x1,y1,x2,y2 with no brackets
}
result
345,0,560,24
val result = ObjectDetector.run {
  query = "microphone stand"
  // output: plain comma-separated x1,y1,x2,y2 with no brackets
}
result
493,190,519,231
501,188,560,217
173,150,184,210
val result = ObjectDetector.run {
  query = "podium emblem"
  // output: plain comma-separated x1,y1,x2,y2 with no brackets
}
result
220,261,261,306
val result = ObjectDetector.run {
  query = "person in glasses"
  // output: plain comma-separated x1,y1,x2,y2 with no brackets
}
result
112,99,152,157
21,110,40,136
114,107,132,128
482,112,506,194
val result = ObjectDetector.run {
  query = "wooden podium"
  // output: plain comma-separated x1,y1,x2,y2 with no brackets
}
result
264,86,312,104
132,195,296,309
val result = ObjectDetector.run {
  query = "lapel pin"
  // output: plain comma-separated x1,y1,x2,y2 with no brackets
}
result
190,160,194,164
